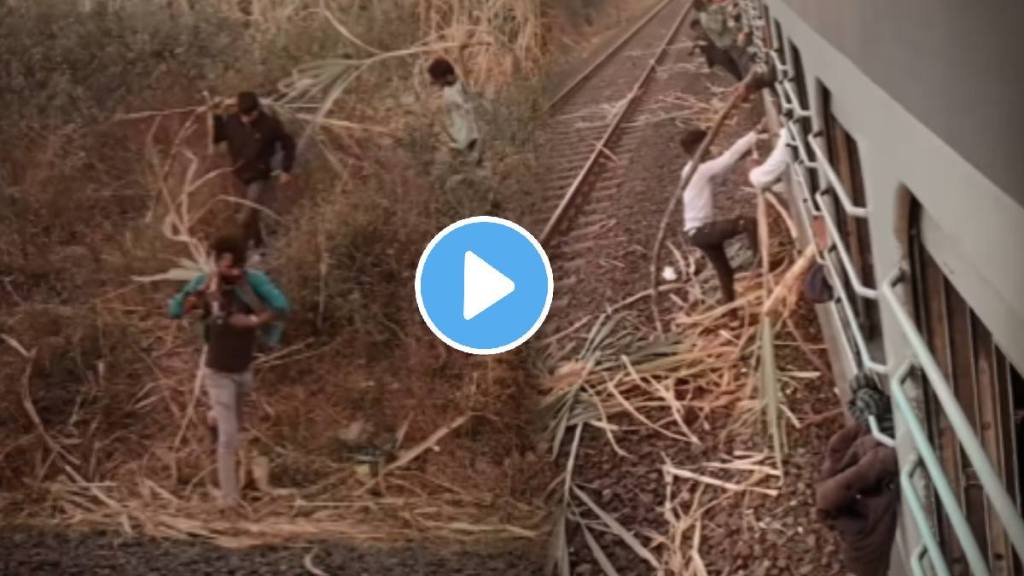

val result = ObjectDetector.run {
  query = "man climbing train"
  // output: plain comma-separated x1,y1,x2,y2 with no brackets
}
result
678,126,765,305
168,235,289,509
212,91,296,261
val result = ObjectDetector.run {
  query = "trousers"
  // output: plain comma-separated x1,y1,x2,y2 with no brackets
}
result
686,217,758,303
238,179,276,250
204,368,253,506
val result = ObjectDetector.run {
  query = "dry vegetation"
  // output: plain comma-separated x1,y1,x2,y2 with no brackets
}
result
0,0,555,548
541,197,828,574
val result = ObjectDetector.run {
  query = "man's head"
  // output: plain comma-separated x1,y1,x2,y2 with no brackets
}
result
236,91,261,124
210,235,247,285
679,128,708,157
427,57,457,87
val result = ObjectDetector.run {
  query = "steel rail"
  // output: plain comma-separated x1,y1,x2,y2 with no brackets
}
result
543,0,676,113
539,0,694,244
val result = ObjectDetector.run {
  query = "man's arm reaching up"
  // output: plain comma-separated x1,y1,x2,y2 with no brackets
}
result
701,130,758,180
749,128,790,189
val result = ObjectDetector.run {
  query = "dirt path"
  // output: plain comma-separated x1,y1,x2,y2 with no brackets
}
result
0,527,542,576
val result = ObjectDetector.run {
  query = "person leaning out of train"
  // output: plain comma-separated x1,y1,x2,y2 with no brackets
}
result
815,376,899,576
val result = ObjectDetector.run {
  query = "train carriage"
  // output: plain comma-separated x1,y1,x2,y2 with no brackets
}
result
737,0,1024,574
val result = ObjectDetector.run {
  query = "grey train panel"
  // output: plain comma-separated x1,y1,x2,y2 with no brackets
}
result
781,0,1024,205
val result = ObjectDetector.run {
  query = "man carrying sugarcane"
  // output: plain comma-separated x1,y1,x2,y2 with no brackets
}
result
212,91,296,263
168,235,289,510
427,57,483,167
678,123,769,305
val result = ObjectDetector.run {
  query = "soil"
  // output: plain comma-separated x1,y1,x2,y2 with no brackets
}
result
0,527,543,576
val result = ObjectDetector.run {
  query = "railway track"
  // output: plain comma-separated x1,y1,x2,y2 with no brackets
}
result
533,0,708,334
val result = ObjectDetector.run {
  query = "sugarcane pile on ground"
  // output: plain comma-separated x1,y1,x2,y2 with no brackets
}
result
542,210,846,574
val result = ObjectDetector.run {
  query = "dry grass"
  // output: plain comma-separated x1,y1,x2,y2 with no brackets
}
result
542,191,825,573
0,0,553,549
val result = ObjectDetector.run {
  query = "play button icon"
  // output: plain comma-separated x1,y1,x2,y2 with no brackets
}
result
416,216,553,355
463,251,515,320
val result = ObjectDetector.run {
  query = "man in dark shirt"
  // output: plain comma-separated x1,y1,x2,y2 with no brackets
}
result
815,375,900,576
213,92,296,258
689,3,776,100
168,235,289,509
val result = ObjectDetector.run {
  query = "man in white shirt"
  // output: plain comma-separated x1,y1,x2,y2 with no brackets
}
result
679,127,761,304
428,57,482,166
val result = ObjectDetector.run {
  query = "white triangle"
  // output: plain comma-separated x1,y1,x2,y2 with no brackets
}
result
463,251,516,320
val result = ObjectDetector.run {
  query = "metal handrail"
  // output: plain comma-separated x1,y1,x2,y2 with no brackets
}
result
807,133,869,218
783,119,816,170
902,457,953,576
814,188,879,299
891,362,992,575
781,80,812,119
818,243,890,373
883,269,1024,563
773,75,812,122
868,415,895,447
793,170,819,215
769,47,789,78
911,547,929,576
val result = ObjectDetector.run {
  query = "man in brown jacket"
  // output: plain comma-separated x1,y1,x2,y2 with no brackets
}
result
213,91,296,259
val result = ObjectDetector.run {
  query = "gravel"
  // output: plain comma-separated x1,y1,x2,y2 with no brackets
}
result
0,527,544,576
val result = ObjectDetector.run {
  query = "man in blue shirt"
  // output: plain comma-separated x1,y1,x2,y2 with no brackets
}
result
168,235,289,509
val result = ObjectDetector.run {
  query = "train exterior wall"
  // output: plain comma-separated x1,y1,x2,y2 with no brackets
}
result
778,0,1024,205
763,1,1024,574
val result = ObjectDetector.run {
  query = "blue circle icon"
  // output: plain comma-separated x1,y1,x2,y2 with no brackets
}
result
415,216,554,355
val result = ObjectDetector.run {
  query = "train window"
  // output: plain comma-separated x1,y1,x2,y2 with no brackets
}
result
772,19,784,63
760,7,772,51
787,40,811,137
910,197,1024,576
820,85,883,348
785,40,822,209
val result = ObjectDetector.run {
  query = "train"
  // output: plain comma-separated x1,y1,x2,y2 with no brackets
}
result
737,0,1024,574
